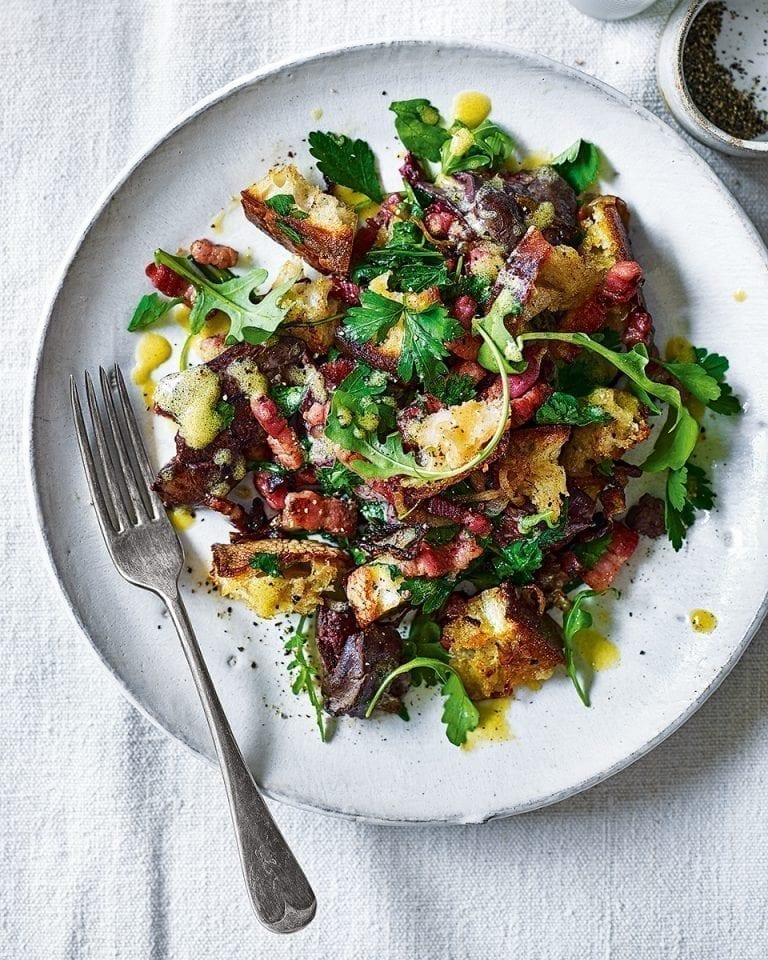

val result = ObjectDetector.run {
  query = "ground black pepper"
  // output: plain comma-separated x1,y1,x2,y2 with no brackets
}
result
682,1,768,140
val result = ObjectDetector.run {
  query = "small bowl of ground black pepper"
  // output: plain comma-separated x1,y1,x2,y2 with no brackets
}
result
658,0,768,157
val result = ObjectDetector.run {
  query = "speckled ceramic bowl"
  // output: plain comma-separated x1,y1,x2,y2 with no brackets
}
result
658,0,768,157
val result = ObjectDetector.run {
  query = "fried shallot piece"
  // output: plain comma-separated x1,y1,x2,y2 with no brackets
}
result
315,606,408,717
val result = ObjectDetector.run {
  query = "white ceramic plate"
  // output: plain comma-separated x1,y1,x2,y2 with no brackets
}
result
29,41,768,823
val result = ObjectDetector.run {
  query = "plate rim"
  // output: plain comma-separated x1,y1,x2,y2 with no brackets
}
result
26,37,768,824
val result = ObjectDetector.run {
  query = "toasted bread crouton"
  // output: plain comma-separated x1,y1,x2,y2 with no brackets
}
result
494,228,602,334
272,260,339,355
562,388,650,477
496,425,571,519
401,397,504,473
345,560,404,626
443,584,564,699
578,195,632,273
210,539,349,619
241,165,356,275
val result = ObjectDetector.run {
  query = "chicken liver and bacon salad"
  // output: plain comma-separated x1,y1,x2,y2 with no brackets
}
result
128,94,740,746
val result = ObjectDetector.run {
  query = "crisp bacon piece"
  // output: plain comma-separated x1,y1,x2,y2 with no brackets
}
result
351,193,402,262
399,529,483,579
250,396,304,470
145,262,193,301
623,307,655,349
602,260,643,304
190,238,238,269
562,261,644,333
329,277,361,306
453,360,487,384
446,331,481,361
425,496,492,538
319,356,355,387
253,469,291,511
582,523,639,591
203,495,267,534
277,490,357,538
424,201,460,239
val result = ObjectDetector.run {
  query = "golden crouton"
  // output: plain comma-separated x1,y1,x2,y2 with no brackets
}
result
443,584,564,699
562,387,650,477
578,195,632,273
401,397,504,473
271,260,339,355
496,425,571,519
345,560,404,626
241,165,356,275
495,228,602,333
210,539,349,619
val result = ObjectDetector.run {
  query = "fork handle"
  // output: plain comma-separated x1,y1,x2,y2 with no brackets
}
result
163,591,316,933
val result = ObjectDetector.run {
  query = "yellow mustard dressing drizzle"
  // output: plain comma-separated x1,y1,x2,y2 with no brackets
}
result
518,150,553,171
733,289,747,302
463,697,514,750
132,332,172,403
168,506,195,532
452,91,492,128
665,335,695,363
690,609,718,633
574,628,620,671
332,184,380,221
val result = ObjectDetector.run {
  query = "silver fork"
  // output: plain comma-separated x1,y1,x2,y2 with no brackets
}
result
70,365,316,934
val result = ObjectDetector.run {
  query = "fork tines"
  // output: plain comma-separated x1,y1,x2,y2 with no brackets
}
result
70,365,162,534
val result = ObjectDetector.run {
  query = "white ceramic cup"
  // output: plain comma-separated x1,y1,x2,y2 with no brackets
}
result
566,0,657,19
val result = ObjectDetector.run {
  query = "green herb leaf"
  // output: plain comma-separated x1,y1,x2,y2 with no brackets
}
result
342,289,405,344
551,139,601,193
664,463,715,550
128,292,183,331
389,99,450,162
429,373,477,406
249,552,282,577
397,302,462,394
153,249,295,342
308,131,384,202
284,615,325,741
265,194,297,216
399,575,456,614
341,288,461,395
441,119,515,176
276,221,304,244
536,391,614,426
215,399,235,430
358,499,389,524
365,656,479,746
492,539,544,584
562,588,617,706
423,524,461,546
271,385,306,419
573,532,612,569
475,288,524,372
660,346,741,416
316,461,361,496
352,222,448,293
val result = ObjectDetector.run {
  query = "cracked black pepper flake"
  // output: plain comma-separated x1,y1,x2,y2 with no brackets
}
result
683,1,768,140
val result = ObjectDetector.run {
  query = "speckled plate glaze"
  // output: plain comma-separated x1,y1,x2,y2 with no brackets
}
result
28,41,768,823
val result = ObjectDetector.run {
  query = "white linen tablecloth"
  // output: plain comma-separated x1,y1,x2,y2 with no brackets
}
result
4,1,768,956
